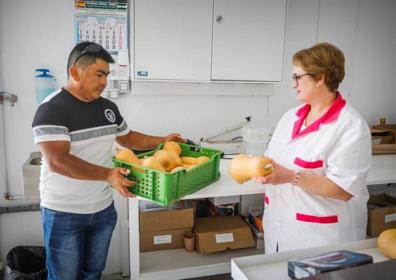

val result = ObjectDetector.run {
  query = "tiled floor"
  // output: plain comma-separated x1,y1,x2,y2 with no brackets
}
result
102,273,232,280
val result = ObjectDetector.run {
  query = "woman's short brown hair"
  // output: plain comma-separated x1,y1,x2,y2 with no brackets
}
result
292,42,345,92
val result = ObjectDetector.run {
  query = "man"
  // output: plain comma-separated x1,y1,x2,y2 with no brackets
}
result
32,42,183,279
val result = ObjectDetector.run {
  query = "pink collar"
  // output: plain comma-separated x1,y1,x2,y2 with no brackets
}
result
292,93,346,139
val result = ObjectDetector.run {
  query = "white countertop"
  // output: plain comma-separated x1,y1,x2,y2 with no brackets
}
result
231,238,389,280
184,154,396,200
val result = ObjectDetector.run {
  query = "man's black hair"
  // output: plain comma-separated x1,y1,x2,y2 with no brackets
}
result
66,42,115,75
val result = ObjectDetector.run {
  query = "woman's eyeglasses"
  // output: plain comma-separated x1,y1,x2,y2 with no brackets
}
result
73,44,103,65
292,73,312,85
292,73,312,81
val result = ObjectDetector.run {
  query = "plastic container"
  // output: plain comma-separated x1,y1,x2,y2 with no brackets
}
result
242,124,272,156
35,69,56,104
113,143,222,206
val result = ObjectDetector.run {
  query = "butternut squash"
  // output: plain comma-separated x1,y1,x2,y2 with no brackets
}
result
378,228,396,259
153,150,180,172
163,141,182,156
182,163,198,170
142,156,166,172
181,156,209,165
168,150,183,166
229,154,273,184
115,148,143,172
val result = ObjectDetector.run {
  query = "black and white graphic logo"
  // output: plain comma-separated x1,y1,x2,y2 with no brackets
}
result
104,109,116,123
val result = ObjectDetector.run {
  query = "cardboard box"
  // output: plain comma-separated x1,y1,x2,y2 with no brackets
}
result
139,208,194,251
367,194,396,237
140,228,192,252
140,208,194,231
195,215,255,254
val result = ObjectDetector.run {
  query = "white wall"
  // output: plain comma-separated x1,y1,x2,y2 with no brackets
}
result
0,0,395,275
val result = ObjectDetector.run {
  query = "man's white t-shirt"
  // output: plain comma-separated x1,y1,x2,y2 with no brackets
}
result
32,89,129,214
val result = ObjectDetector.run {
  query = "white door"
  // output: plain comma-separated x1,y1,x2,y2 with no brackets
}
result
211,0,286,81
134,0,213,80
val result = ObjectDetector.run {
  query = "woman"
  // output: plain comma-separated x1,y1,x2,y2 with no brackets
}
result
255,42,372,254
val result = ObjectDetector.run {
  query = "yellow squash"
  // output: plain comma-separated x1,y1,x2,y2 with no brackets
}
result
115,148,143,172
378,228,396,259
142,156,166,172
229,154,273,184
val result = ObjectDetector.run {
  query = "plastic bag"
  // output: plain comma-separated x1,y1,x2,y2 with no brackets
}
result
6,246,47,280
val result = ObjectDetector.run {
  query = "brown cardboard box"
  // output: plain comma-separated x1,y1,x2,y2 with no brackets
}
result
195,215,255,254
140,228,192,252
367,194,396,237
139,208,194,251
140,208,194,231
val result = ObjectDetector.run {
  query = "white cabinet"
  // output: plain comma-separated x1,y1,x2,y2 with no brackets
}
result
134,0,213,81
211,0,286,81
134,0,286,82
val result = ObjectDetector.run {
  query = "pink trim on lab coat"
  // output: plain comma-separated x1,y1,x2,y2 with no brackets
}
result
296,213,338,224
264,195,269,205
294,157,323,169
292,93,346,139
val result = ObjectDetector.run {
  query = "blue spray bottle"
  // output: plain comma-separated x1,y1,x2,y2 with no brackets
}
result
35,68,56,104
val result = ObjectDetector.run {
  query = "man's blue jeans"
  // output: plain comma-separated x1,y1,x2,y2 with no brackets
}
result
41,202,117,280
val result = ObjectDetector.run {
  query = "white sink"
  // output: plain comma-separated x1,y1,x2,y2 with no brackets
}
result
22,151,41,200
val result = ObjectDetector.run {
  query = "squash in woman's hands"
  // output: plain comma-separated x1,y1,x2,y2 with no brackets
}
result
378,229,396,259
229,154,273,184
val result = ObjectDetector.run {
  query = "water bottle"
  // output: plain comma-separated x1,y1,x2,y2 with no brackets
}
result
35,68,56,104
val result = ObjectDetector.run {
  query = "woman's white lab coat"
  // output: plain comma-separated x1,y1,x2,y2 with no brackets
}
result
264,94,372,253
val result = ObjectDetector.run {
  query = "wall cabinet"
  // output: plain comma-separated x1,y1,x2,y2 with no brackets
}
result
134,0,286,82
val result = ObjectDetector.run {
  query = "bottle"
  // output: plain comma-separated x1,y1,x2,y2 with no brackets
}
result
35,68,56,104
242,124,272,156
380,118,386,125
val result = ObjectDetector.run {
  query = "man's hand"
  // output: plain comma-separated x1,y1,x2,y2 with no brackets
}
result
106,167,135,197
164,133,186,143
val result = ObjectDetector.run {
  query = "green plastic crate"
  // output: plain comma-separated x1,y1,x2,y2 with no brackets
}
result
112,143,222,206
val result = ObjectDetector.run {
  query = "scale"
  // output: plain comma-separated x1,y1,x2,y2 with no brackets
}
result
199,116,251,156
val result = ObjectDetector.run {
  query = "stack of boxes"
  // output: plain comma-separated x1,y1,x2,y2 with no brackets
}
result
139,208,194,252
139,197,257,254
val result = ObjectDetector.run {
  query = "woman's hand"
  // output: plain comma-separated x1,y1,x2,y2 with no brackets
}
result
253,159,295,185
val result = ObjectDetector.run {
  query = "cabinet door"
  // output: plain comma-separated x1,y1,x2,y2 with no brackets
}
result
211,0,286,81
134,0,213,80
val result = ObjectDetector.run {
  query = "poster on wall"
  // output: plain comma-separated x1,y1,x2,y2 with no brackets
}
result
74,0,129,81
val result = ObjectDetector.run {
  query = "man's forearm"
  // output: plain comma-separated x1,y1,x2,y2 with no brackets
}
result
47,154,111,181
